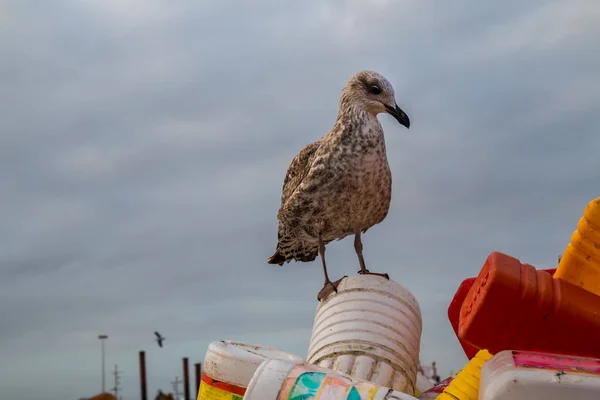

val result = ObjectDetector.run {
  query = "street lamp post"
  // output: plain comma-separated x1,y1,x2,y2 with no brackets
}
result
98,334,108,393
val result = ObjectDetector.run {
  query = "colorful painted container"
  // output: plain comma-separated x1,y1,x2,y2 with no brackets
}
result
244,358,419,400
199,340,303,400
448,269,557,360
458,251,600,359
307,275,422,395
555,196,600,295
480,350,600,400
435,350,492,400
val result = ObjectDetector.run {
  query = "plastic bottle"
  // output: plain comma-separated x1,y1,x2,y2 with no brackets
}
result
480,350,600,400
244,358,419,400
448,269,557,360
307,275,422,395
554,197,600,295
458,251,600,358
199,340,303,400
435,350,492,400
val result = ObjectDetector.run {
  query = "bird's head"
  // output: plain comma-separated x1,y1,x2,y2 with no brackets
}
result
340,70,410,129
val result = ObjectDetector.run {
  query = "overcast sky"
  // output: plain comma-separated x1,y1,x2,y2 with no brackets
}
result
1,1,600,399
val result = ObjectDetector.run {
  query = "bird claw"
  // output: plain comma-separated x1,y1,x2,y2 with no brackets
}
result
317,276,347,301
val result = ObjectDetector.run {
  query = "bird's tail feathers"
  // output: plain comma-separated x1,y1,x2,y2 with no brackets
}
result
267,250,289,266
267,247,318,265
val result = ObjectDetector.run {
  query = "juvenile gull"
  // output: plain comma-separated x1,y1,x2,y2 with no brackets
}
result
267,70,410,300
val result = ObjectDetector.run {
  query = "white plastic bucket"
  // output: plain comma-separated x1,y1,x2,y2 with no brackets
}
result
480,350,600,400
307,275,422,394
199,340,303,400
244,358,418,400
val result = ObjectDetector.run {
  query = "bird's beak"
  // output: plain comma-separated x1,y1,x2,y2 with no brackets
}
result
385,103,410,129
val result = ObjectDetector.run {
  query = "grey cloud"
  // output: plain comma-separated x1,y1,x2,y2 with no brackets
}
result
1,0,600,399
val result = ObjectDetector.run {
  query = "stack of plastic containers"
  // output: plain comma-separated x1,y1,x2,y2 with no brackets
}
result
197,275,423,400
196,195,600,400
435,196,600,399
199,340,303,399
306,275,423,395
244,358,419,400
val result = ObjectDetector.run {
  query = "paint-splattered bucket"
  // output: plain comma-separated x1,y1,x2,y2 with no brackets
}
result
307,275,422,395
244,358,419,400
198,340,303,400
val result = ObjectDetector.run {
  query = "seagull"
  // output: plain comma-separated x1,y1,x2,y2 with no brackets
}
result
267,70,411,300
154,331,166,348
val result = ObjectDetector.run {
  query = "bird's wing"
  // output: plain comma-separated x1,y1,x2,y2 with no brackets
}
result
154,331,161,338
280,140,322,206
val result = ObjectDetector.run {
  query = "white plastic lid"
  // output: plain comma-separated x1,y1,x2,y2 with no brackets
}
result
203,340,303,388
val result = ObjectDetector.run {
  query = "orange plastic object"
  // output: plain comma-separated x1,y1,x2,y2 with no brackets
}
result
447,278,479,360
448,268,557,360
555,197,600,295
458,252,600,359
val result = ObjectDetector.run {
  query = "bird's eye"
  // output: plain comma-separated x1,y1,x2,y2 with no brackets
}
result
369,85,382,95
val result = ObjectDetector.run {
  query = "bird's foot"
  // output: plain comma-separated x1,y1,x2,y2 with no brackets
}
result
357,269,390,280
317,276,347,301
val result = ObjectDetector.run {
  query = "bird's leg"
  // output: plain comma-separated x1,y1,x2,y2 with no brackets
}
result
317,234,344,301
354,230,368,274
355,230,390,279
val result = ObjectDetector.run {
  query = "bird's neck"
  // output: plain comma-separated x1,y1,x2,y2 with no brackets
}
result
336,102,382,134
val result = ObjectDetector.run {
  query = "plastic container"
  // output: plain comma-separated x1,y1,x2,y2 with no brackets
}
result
436,350,492,400
448,269,557,360
199,340,303,400
447,277,480,360
414,374,434,396
307,275,422,395
244,358,418,400
480,350,600,400
415,377,452,400
555,197,600,295
458,251,600,358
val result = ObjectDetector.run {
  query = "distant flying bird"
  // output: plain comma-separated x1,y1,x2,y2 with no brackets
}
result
267,70,411,301
154,331,166,348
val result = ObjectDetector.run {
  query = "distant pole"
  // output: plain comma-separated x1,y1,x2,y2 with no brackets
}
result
113,364,121,399
139,351,147,400
194,363,201,398
171,377,183,399
183,357,190,400
98,335,108,393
